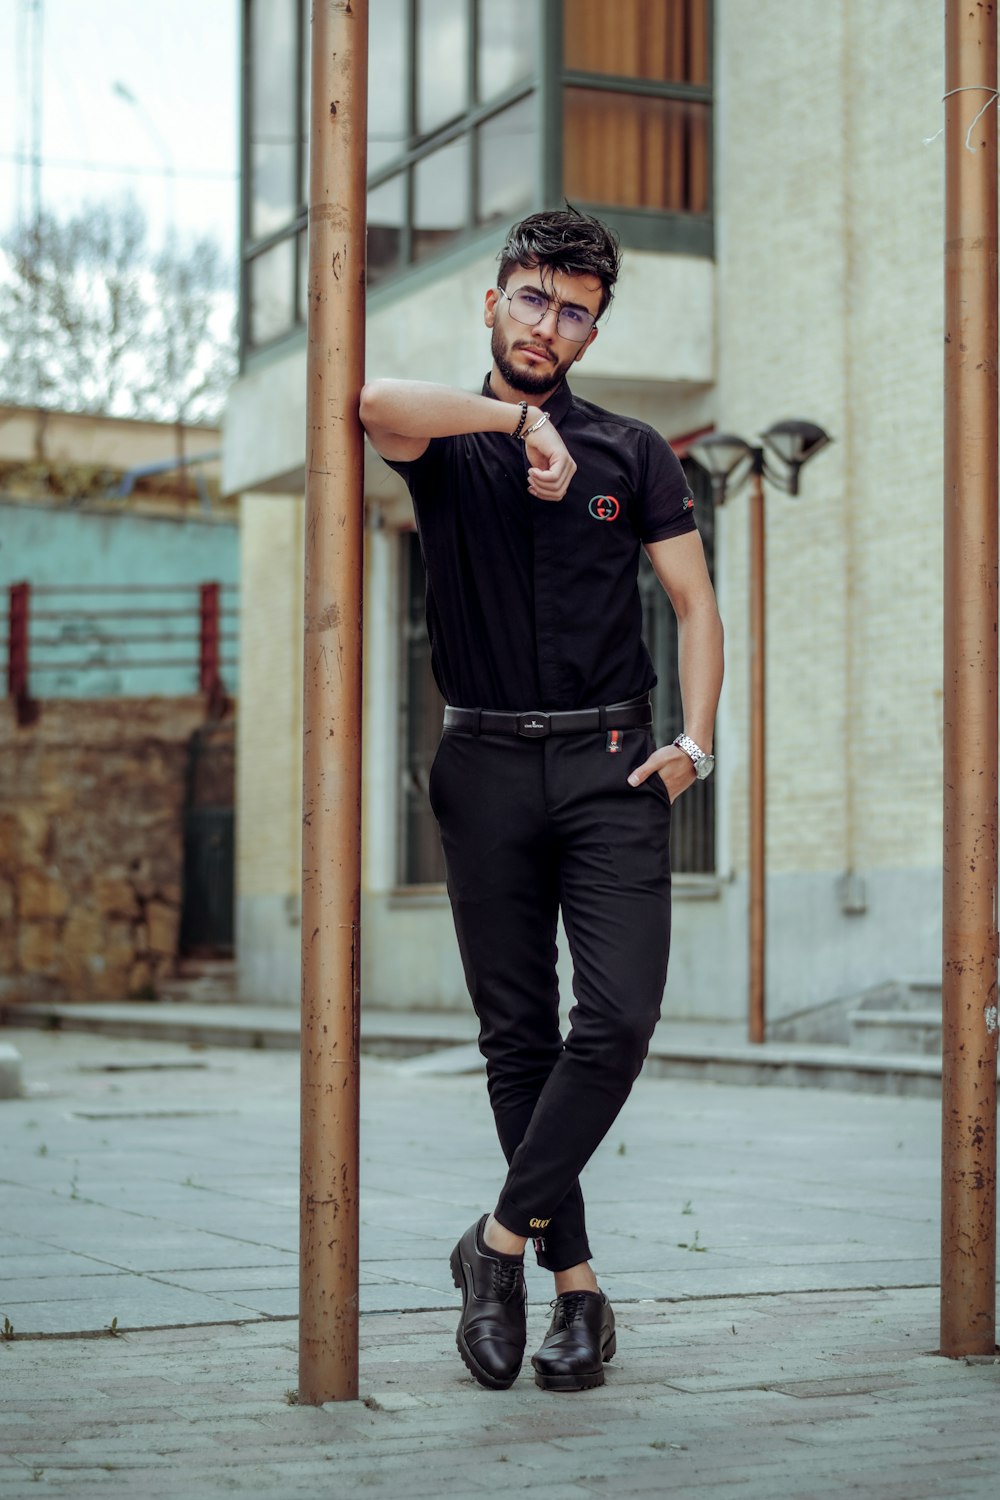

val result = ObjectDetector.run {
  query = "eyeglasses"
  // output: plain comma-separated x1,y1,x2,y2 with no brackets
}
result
496,286,598,343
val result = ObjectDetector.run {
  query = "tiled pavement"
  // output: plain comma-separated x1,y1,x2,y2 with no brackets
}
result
0,1028,997,1498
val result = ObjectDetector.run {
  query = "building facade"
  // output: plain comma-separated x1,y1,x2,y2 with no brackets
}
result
225,0,946,1023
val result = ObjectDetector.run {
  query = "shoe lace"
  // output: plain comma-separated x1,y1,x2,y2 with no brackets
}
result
552,1291,591,1329
491,1258,522,1301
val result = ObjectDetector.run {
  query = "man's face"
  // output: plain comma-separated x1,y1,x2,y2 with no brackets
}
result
484,266,603,396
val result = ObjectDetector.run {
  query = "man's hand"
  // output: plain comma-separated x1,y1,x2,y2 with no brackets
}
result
525,419,576,501
627,743,697,803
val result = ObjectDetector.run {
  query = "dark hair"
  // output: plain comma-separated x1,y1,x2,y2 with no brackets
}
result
497,206,622,318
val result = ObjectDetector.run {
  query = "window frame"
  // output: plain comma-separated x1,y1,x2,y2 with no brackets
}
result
545,0,714,256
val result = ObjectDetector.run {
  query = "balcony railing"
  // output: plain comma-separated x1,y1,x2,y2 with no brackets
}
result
4,581,239,725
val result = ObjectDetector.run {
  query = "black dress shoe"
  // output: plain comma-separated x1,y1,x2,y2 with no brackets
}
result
531,1289,616,1392
449,1216,527,1390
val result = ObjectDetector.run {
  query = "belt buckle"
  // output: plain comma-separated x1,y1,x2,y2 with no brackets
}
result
516,712,550,738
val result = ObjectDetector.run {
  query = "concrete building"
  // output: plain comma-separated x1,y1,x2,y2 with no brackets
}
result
224,1,947,1024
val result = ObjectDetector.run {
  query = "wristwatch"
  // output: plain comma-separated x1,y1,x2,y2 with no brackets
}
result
672,733,716,781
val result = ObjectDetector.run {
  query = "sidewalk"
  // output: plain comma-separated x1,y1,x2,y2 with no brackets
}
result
0,1027,997,1498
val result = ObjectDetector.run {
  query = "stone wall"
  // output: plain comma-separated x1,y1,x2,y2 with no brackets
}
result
0,697,231,1003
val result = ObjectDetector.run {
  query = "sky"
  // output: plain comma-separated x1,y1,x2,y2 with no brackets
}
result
0,0,239,260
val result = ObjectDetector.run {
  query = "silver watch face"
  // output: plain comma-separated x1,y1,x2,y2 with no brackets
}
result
695,753,715,781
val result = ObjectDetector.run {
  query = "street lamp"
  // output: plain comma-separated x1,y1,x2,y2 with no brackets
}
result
688,420,832,1044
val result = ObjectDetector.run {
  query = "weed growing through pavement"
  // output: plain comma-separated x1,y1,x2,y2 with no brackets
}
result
36,1143,47,1157
108,1317,120,1337
677,1229,708,1253
681,1200,694,1215
2,1317,14,1340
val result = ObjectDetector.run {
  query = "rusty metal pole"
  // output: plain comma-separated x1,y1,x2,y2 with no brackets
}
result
299,0,368,1404
748,457,766,1044
940,0,999,1358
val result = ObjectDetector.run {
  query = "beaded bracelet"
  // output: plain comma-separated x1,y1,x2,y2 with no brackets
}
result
510,401,529,440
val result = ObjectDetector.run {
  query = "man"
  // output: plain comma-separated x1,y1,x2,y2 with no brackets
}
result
360,208,723,1394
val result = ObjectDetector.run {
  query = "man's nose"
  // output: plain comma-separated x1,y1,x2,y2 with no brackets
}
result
530,304,560,338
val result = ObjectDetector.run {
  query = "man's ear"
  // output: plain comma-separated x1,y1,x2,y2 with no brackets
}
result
484,288,500,328
573,325,599,364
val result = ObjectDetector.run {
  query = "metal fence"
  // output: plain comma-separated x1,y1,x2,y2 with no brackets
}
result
4,581,239,723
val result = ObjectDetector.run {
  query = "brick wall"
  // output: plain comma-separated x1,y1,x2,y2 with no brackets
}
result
715,0,943,876
0,697,225,1002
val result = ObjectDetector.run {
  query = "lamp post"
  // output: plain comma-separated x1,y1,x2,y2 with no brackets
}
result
112,80,176,240
688,421,832,1043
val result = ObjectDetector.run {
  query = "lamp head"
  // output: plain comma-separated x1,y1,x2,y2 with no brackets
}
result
760,420,832,495
686,432,757,505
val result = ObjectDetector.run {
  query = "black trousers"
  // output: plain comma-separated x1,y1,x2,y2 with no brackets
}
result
429,725,672,1273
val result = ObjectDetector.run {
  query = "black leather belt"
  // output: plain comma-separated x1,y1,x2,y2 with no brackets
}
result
443,694,652,739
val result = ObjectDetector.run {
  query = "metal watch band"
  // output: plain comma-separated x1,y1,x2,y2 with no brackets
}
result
673,733,713,778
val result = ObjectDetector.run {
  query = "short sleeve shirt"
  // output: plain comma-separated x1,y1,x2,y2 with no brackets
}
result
385,376,696,712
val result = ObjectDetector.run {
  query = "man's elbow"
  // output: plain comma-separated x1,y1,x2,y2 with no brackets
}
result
359,379,389,430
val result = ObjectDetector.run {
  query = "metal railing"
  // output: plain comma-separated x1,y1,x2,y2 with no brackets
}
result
4,581,239,724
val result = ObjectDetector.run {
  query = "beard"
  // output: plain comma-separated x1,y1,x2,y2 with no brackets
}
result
491,324,573,396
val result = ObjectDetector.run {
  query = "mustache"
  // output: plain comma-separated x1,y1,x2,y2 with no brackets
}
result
513,341,556,361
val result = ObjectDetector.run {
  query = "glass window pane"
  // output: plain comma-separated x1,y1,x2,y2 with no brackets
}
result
300,0,310,205
416,0,469,135
564,0,709,85
477,0,539,101
369,0,409,171
248,238,296,347
400,532,446,886
413,137,469,261
368,174,407,285
250,0,299,239
563,89,710,213
477,95,537,227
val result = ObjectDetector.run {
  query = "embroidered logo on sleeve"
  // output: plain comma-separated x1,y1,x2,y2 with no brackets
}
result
682,495,695,510
588,494,620,521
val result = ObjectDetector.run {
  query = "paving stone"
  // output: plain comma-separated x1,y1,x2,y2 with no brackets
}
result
1,1031,999,1498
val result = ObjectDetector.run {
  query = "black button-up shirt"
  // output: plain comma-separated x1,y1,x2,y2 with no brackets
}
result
387,377,696,712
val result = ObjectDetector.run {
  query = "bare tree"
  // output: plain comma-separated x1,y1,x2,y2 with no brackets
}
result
0,195,236,424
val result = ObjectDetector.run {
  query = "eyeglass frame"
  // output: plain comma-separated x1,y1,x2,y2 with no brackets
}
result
494,285,599,344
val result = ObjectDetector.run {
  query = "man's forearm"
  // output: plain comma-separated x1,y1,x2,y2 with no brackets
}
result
677,601,724,751
360,379,539,441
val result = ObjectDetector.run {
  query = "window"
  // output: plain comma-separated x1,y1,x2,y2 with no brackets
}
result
366,0,542,288
241,0,541,356
399,532,446,886
562,0,712,233
638,457,716,873
240,0,712,359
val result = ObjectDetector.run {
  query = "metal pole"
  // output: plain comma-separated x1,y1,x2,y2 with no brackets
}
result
299,0,368,1404
940,0,998,1358
748,458,766,1044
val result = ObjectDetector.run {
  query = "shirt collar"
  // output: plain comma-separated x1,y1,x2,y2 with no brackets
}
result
482,373,574,427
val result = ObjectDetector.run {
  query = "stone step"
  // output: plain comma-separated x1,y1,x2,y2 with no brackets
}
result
848,1008,942,1056
157,957,238,1006
855,980,941,1014
0,1000,943,1099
